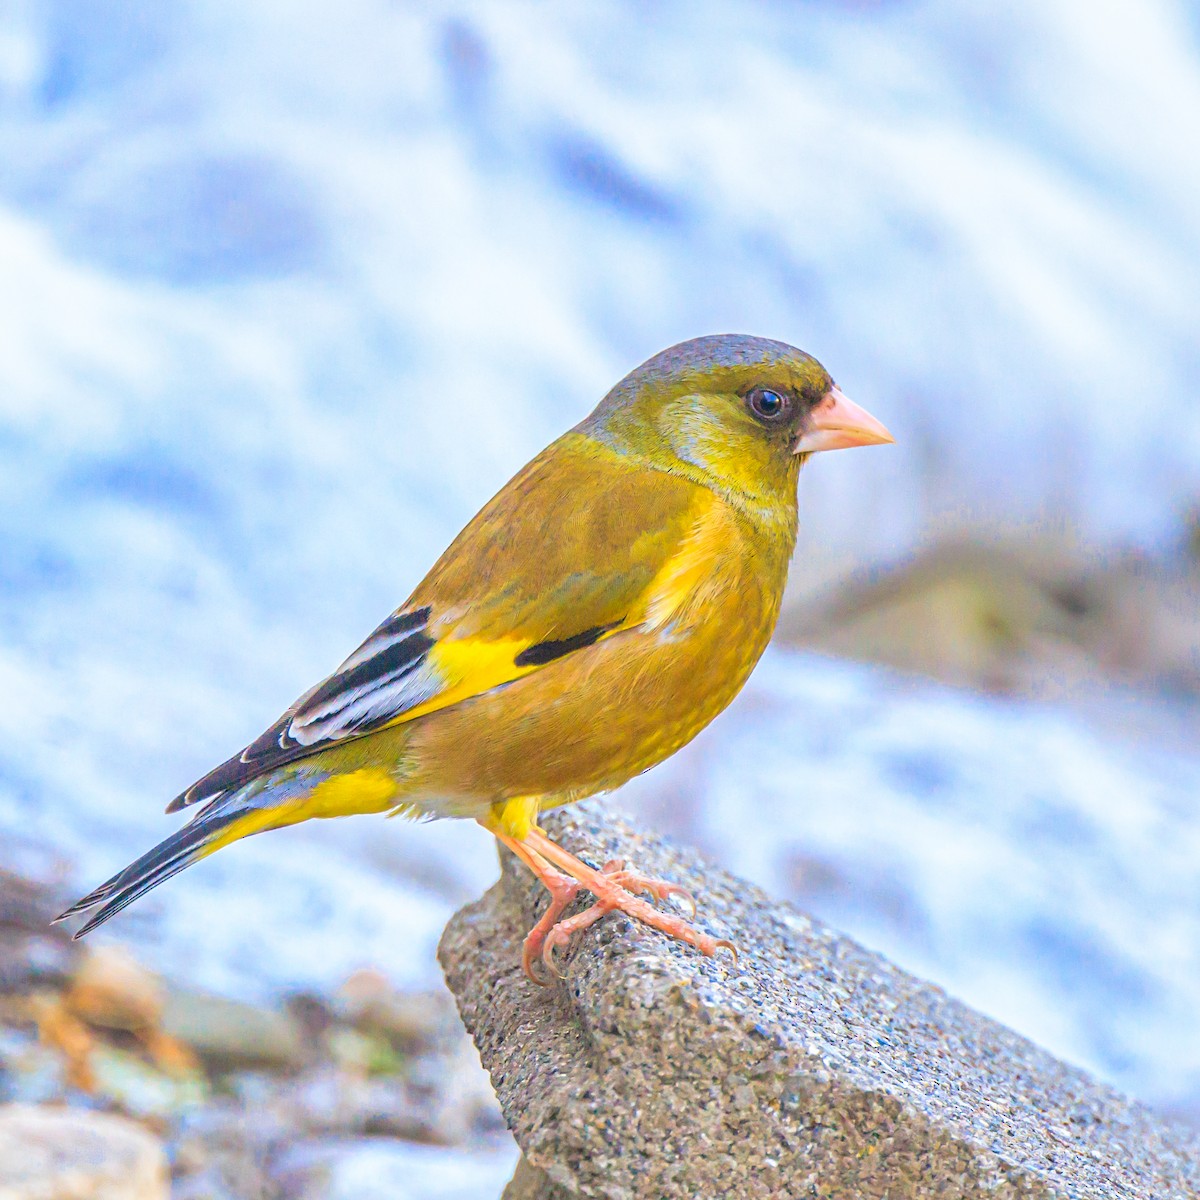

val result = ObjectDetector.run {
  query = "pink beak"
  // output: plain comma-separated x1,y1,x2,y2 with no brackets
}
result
793,386,895,454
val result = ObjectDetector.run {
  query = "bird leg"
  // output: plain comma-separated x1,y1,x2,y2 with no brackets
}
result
492,832,584,983
494,825,735,983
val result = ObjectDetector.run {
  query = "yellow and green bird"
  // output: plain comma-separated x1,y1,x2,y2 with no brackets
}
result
58,335,892,981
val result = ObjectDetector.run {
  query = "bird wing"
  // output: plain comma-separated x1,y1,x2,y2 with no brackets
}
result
168,434,706,812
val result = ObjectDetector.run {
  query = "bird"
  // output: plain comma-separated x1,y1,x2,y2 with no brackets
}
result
56,334,893,982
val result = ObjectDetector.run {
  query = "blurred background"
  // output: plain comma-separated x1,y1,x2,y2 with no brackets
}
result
1,1,1199,1196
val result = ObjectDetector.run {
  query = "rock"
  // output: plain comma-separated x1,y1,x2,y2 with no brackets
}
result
85,1044,207,1119
0,1103,167,1199
67,946,164,1033
0,865,80,993
269,1137,520,1200
335,969,456,1050
501,1157,570,1200
32,949,200,1094
781,540,1200,702
439,808,1200,1200
162,986,306,1071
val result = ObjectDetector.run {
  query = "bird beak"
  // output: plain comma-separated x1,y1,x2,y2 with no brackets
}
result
793,386,895,454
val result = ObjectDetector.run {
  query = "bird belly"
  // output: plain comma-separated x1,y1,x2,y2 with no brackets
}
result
403,547,784,815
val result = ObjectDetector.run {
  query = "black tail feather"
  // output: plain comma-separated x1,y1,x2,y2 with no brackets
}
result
54,809,242,938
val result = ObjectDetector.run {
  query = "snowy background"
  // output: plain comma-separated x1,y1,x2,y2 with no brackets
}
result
2,0,1200,1182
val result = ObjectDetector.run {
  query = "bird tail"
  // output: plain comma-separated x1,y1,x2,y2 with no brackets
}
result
53,802,247,939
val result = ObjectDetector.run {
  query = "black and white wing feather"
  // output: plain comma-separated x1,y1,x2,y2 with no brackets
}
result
167,606,436,812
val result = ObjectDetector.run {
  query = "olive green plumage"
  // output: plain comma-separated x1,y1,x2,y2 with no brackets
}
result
59,334,891,949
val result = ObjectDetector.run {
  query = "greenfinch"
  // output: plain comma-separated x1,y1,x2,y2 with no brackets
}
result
58,335,892,981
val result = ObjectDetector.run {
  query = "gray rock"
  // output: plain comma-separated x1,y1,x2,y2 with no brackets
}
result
501,1157,569,1200
439,808,1200,1200
0,864,80,993
0,1103,168,1199
162,986,306,1070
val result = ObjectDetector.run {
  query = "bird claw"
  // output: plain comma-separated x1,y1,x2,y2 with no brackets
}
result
539,901,611,979
523,943,560,987
534,941,566,984
520,870,583,986
600,860,698,918
518,855,734,985
712,938,738,965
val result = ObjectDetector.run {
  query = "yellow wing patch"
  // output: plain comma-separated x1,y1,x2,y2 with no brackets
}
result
395,497,733,730
383,624,634,731
390,635,536,726
173,440,717,815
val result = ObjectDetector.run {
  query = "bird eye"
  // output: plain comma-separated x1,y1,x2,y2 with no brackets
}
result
745,387,790,423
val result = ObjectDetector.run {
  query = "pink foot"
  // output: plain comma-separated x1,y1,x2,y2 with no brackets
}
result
537,859,736,978
496,826,739,984
599,859,697,918
522,870,583,985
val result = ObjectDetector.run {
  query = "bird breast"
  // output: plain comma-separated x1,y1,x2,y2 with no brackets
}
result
404,494,793,811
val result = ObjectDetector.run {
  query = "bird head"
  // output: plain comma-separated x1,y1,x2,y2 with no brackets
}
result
580,334,893,512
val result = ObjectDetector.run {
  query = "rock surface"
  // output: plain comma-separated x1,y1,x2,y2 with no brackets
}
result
439,808,1200,1200
500,1157,567,1200
0,1103,167,1199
